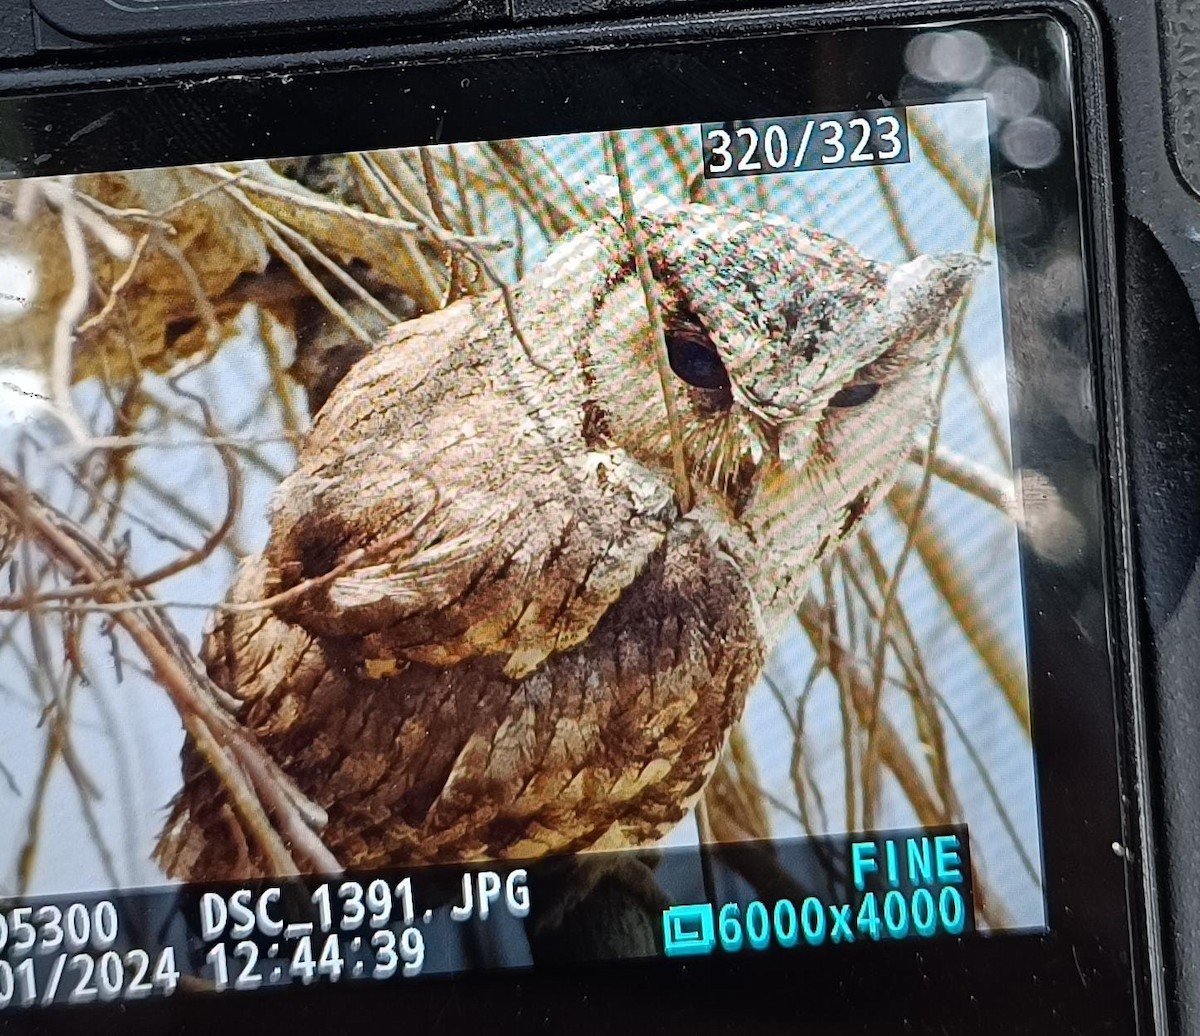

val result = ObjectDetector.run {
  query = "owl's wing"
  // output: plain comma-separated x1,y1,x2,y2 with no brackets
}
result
173,508,762,879
262,341,675,679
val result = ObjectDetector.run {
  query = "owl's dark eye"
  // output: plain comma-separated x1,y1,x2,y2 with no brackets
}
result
829,381,881,408
666,328,731,391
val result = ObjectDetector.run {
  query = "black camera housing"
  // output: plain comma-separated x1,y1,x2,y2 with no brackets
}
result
0,1,1196,1034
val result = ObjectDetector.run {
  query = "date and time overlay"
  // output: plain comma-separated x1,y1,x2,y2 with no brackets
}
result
0,826,973,1010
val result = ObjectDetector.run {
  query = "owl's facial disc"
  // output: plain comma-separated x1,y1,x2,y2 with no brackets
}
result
592,205,980,509
654,248,981,506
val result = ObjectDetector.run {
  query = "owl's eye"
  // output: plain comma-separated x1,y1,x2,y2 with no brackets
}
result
666,328,731,391
829,382,881,408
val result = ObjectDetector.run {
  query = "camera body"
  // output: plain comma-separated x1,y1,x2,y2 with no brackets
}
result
0,0,1196,1033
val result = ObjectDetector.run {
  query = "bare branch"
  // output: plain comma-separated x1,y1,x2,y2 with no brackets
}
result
886,478,1030,733
0,468,340,877
46,182,93,443
912,444,1015,515
418,148,469,304
605,131,693,513
356,152,554,375
200,163,509,250
796,594,944,824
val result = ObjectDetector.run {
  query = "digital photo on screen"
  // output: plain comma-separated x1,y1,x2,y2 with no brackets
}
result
0,90,1049,996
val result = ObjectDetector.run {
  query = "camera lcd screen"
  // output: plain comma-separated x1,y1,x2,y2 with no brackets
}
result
0,12,1140,1032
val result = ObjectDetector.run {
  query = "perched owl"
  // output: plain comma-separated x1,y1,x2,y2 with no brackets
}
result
156,200,979,880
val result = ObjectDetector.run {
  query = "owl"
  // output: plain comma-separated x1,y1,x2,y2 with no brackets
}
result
156,199,979,880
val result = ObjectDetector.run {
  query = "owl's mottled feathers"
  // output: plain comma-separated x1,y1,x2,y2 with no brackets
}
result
157,201,978,880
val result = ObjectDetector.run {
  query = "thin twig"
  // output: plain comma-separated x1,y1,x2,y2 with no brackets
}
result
480,142,573,239
927,679,1041,888
954,347,1013,467
447,148,477,237
269,211,402,328
153,235,223,353
419,148,468,304
842,540,961,828
47,182,92,443
41,179,133,259
346,154,447,312
0,759,19,796
605,131,692,512
908,110,991,232
797,595,943,824
886,478,1030,732
259,311,304,441
16,720,63,895
874,166,919,260
258,218,374,347
78,233,151,335
694,799,720,906
357,152,552,375
199,163,508,249
1,388,244,610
